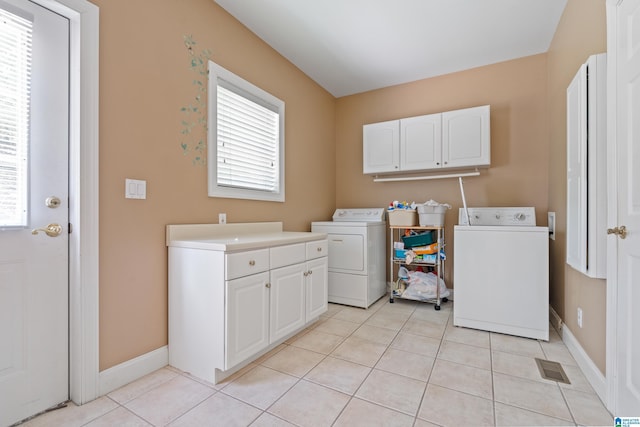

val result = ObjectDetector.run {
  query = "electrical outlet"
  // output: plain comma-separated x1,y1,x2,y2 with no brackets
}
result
577,307,583,328
219,213,227,224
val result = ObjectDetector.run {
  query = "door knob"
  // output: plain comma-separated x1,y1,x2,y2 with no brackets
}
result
607,225,627,239
32,223,63,237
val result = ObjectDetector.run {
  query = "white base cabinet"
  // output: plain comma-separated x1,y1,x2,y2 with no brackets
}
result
306,257,329,321
269,263,306,343
226,271,270,369
167,223,328,384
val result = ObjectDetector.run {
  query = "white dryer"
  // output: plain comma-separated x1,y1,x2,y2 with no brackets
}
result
312,209,386,308
453,207,549,340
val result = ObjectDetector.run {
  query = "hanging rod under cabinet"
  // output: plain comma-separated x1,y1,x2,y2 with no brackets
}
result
373,168,480,183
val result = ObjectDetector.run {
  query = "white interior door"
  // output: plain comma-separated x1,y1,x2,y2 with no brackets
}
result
0,0,69,425
609,0,640,415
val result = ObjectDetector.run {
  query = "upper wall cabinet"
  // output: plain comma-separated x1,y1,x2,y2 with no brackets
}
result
566,53,607,279
363,105,490,174
362,119,401,174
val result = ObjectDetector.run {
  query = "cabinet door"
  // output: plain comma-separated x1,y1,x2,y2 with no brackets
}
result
226,272,270,369
306,257,328,322
400,113,442,170
363,120,400,174
270,263,306,343
442,105,490,168
566,64,587,273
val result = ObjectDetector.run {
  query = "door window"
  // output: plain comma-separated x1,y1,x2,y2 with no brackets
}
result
0,5,32,227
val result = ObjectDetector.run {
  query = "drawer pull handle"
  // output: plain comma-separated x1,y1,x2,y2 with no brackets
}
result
317,247,322,252
249,260,256,266
304,272,309,277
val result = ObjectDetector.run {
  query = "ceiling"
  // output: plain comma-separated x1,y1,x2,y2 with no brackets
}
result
214,0,568,97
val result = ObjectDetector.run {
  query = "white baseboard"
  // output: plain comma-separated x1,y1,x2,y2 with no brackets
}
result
98,346,169,396
562,325,607,403
549,305,563,332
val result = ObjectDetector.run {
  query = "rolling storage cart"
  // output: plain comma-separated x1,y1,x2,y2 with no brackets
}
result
389,225,448,310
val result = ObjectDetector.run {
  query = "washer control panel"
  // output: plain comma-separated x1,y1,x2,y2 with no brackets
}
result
458,207,536,226
332,208,386,222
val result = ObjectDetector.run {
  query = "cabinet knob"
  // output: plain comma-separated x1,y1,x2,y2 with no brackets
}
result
249,260,256,266
307,270,313,275
265,282,271,288
317,247,322,252
436,162,440,165
303,272,308,277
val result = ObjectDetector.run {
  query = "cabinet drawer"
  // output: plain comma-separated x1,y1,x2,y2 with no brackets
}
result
306,239,328,260
226,249,269,280
270,243,305,269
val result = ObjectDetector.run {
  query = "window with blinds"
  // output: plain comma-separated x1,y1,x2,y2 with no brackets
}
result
0,5,32,227
208,61,285,202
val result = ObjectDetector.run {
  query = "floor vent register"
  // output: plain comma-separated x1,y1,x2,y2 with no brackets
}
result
535,358,571,384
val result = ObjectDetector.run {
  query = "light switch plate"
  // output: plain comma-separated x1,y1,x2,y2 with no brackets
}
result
125,179,146,199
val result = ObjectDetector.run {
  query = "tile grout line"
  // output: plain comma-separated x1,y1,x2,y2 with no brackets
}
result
489,331,497,427
412,308,450,426
557,383,579,426
328,302,410,426
252,302,380,426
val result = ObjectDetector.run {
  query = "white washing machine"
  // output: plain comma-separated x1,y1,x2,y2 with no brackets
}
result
453,207,549,340
312,208,387,308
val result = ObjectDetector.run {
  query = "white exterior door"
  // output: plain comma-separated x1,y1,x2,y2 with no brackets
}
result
608,0,640,415
0,1,70,425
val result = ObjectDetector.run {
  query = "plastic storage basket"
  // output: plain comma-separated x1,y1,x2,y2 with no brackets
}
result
402,230,436,248
388,210,418,226
417,205,447,226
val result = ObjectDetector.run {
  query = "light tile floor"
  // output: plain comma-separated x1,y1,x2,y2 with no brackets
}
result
22,299,613,427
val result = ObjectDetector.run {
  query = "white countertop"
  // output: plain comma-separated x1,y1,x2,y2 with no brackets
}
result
166,222,327,251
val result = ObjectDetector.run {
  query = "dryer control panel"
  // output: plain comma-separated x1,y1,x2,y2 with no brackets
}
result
332,208,386,222
458,207,536,226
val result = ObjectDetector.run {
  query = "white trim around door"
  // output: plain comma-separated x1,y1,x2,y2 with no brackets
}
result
605,0,618,413
34,0,100,405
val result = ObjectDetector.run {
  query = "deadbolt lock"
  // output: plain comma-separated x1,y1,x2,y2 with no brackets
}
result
45,196,62,208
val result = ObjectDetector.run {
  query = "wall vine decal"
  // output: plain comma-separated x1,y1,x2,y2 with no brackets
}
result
180,35,212,165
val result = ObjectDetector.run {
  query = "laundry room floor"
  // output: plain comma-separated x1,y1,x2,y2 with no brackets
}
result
22,299,612,427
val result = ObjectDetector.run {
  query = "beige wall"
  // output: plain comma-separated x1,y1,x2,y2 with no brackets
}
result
546,0,607,373
93,0,336,370
93,0,608,375
335,54,550,286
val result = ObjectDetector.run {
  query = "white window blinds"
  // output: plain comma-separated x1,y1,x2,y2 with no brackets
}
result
208,61,285,202
216,80,280,192
0,5,32,227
